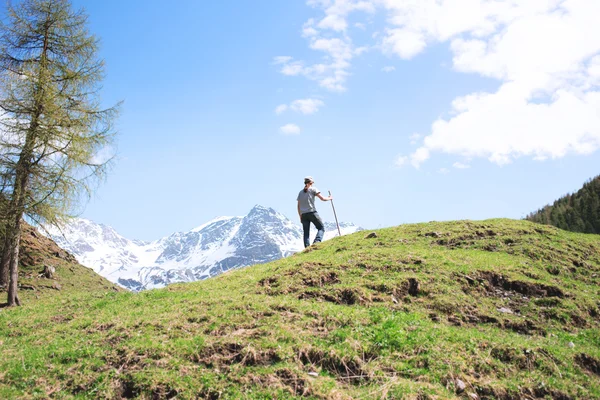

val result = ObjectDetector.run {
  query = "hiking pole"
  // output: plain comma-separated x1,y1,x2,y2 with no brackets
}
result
329,191,342,237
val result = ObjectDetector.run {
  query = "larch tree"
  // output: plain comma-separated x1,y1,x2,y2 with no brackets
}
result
0,0,119,306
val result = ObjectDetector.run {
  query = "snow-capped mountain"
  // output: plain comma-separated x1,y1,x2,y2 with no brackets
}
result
44,205,362,291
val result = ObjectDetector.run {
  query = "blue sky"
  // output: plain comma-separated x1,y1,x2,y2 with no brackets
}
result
44,0,600,240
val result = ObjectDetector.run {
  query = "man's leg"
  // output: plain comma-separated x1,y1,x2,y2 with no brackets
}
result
311,212,325,244
301,214,311,248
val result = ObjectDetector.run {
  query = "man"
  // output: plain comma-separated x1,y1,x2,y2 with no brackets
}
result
297,176,333,248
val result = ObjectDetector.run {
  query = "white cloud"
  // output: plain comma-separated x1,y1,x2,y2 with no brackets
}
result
274,0,375,91
273,56,293,65
275,104,288,114
415,87,600,167
438,168,450,175
284,1,600,165
395,155,407,167
303,19,319,37
276,99,325,115
382,66,396,73
291,98,325,114
274,38,355,92
409,133,421,144
319,14,348,31
397,147,430,168
453,162,470,169
278,59,306,76
399,0,600,166
355,22,366,30
280,124,301,135
382,28,426,59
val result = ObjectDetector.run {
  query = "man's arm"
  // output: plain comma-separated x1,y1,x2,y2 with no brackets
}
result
297,201,301,220
317,193,333,201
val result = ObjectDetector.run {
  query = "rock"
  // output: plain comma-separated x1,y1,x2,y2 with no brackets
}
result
468,393,479,400
391,295,398,304
307,371,319,377
52,282,62,291
41,265,55,279
365,232,378,239
497,307,514,314
455,378,466,393
568,342,575,348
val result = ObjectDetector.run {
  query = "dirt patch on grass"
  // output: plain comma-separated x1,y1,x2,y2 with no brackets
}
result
276,369,310,396
50,314,75,323
478,271,565,298
84,322,115,334
118,376,141,399
103,348,148,375
302,272,340,287
298,347,371,384
299,287,368,306
490,346,537,370
475,386,574,400
475,385,573,400
238,369,311,397
258,276,279,289
503,319,545,335
575,353,600,377
194,342,281,367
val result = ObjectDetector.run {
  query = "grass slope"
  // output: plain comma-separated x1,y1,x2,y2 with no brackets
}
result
1,224,120,303
1,219,599,399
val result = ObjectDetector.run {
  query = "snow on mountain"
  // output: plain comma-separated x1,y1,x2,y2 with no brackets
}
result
44,205,362,291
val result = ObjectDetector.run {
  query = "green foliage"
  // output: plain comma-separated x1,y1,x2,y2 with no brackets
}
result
0,0,119,225
527,175,600,234
0,0,119,304
1,219,599,398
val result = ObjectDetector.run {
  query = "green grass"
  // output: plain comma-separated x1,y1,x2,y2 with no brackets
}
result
1,219,599,399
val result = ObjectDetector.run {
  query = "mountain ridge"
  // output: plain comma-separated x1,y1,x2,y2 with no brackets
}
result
44,205,362,291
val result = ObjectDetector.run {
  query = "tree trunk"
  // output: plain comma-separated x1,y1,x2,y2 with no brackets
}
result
6,217,22,306
5,159,31,306
7,240,21,306
0,234,10,288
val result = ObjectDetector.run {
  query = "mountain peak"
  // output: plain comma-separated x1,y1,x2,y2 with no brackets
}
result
249,204,272,212
247,205,277,218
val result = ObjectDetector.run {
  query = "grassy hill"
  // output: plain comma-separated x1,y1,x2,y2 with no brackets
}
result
1,219,599,399
1,223,120,302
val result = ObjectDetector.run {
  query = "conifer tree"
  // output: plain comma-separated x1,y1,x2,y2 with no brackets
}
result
0,0,118,305
527,175,600,235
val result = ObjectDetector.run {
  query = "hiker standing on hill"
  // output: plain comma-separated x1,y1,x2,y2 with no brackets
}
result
297,176,333,248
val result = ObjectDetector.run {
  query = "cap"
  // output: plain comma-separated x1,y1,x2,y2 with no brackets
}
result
304,176,314,184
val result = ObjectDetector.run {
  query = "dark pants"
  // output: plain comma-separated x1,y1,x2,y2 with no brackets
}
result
301,212,325,248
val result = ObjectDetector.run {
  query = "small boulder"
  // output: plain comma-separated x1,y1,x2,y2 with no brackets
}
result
41,265,55,279
365,232,378,239
455,378,466,394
